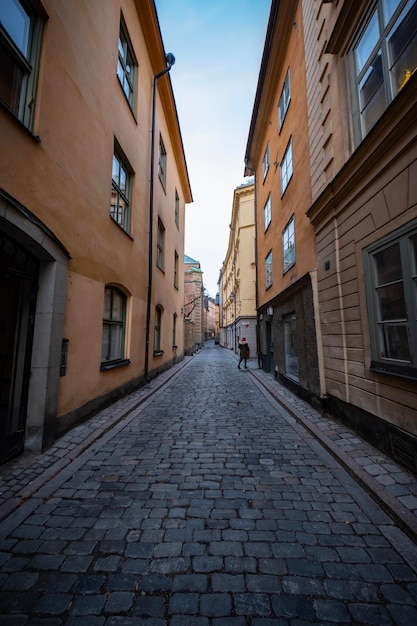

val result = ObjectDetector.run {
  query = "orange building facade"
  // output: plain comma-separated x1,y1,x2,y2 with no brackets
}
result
0,0,191,462
245,1,323,405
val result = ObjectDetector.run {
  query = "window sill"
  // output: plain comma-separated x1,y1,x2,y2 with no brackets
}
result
0,100,41,143
100,358,131,371
153,350,164,357
109,216,133,239
370,361,417,381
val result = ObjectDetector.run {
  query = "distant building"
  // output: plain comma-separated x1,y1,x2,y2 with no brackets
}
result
204,295,216,341
184,255,204,353
0,0,191,462
219,181,257,357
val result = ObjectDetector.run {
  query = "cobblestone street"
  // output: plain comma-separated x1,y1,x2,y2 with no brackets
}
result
1,342,417,625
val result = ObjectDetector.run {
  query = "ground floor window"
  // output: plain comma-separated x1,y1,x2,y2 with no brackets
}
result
283,312,299,381
101,286,126,364
364,220,417,378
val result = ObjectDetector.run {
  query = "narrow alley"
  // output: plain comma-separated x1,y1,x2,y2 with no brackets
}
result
1,342,417,625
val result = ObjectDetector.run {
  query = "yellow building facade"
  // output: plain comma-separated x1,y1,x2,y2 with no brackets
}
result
219,181,256,357
0,0,191,462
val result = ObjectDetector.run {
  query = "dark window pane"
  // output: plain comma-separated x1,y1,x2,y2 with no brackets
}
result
379,323,411,360
375,243,402,283
377,283,407,319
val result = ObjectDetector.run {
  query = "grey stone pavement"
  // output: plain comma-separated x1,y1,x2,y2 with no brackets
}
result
1,340,417,624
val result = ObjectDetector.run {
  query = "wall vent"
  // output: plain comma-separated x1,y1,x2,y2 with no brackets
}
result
389,429,417,474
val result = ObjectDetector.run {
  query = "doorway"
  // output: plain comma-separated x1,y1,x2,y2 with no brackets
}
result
0,231,38,463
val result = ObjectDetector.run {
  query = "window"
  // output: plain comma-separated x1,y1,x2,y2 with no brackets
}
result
111,147,132,232
175,189,179,227
117,16,137,109
0,0,45,129
278,69,291,130
154,305,163,354
364,221,417,378
265,250,273,289
172,313,177,348
283,216,295,272
174,250,179,288
101,286,127,365
264,194,272,232
284,313,299,381
351,0,417,139
262,143,270,181
158,135,166,188
157,218,165,270
280,138,293,195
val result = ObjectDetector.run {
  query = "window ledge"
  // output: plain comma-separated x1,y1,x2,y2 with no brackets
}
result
0,100,41,143
109,216,134,240
153,350,164,357
370,361,417,381
100,358,130,371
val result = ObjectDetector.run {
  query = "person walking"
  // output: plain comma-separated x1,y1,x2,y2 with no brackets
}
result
238,337,250,369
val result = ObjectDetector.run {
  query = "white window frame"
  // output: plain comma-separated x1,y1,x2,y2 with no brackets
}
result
278,68,291,130
262,143,270,181
349,0,417,142
265,250,273,289
364,219,417,379
264,194,272,232
280,137,293,195
283,215,295,273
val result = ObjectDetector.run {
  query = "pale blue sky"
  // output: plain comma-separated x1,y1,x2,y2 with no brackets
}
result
155,0,271,297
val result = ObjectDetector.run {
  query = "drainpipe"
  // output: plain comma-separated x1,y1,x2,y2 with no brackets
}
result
144,53,175,382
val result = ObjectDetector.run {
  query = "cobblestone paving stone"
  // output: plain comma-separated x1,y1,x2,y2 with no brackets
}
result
1,342,417,624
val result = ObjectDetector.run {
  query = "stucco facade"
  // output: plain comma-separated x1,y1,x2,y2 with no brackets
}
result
245,0,417,470
0,0,191,462
304,0,417,468
245,0,323,405
219,181,257,357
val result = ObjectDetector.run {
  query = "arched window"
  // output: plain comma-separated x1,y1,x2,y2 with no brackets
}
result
101,286,127,366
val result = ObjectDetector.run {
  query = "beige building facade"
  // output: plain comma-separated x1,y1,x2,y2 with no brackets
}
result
0,0,191,462
246,0,417,470
219,181,257,357
304,0,417,469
